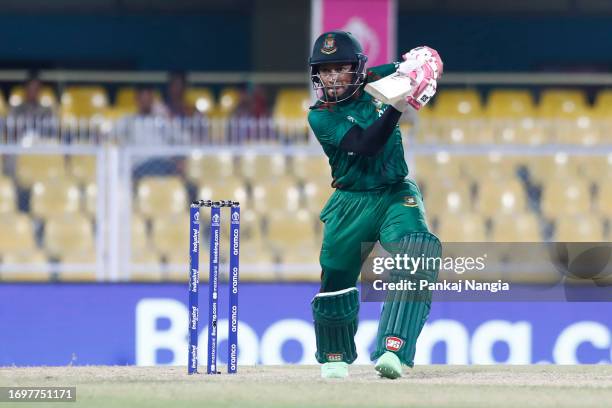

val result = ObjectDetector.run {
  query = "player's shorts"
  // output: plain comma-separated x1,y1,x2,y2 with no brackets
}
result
318,179,430,291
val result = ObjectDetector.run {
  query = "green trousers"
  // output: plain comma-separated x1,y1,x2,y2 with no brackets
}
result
319,180,430,292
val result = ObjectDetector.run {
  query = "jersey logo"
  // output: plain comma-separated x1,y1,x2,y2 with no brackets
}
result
385,336,404,352
346,115,356,123
326,353,343,362
321,34,337,55
403,196,418,207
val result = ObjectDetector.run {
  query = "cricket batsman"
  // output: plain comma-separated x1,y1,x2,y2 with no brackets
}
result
308,30,443,379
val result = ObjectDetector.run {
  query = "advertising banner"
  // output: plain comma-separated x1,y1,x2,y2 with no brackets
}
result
0,283,610,366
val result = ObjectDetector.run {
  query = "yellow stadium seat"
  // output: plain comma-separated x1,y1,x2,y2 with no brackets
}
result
115,87,162,110
137,176,187,218
476,179,527,217
1,250,50,282
486,90,539,144
491,213,541,242
217,87,240,116
460,154,518,181
198,177,246,203
273,88,310,138
487,90,536,117
44,214,95,259
186,150,235,182
0,90,8,116
303,179,334,213
434,89,483,117
424,183,472,219
266,209,317,251
9,85,58,108
30,179,81,221
83,182,97,217
131,213,150,256
0,213,37,254
239,152,287,180
252,176,301,213
526,153,582,185
0,176,17,214
595,182,612,216
414,152,462,183
541,179,591,218
61,86,109,118
186,87,215,115
580,154,612,183
151,213,188,260
555,215,604,241
292,154,331,181
69,155,96,184
15,154,66,188
539,89,587,118
436,213,487,242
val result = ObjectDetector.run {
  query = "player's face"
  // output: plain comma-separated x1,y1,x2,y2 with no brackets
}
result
318,63,353,98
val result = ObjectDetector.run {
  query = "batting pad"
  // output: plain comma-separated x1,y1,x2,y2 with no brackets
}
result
311,287,360,364
371,232,442,366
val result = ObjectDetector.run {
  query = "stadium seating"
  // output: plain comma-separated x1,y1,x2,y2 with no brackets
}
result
151,213,188,260
424,183,472,219
0,176,17,214
266,209,318,252
0,212,37,255
137,176,187,218
273,88,310,138
595,182,612,216
239,152,287,181
252,176,301,213
490,213,541,241
292,154,330,182
68,155,97,184
198,178,247,208
186,151,235,182
61,86,109,118
9,85,58,108
436,213,487,242
185,87,215,115
303,179,334,213
555,215,605,241
115,87,162,111
476,179,527,217
16,154,66,188
1,250,50,282
540,178,591,218
30,178,82,221
44,214,95,259
217,87,240,116
84,182,97,217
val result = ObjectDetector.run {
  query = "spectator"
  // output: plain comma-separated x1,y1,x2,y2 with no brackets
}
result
134,85,168,118
165,72,194,117
9,75,55,118
232,84,270,119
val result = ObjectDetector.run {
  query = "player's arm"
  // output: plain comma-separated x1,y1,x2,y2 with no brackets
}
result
338,107,401,156
308,106,401,157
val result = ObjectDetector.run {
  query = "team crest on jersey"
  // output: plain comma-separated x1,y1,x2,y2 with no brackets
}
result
321,34,337,55
346,115,356,123
385,336,404,352
403,196,418,207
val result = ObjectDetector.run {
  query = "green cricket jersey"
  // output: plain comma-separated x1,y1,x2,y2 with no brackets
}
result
308,63,407,192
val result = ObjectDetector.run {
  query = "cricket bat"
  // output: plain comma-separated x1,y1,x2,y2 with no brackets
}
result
364,72,415,108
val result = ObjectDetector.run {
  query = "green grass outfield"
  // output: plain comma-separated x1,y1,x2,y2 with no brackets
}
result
1,365,611,408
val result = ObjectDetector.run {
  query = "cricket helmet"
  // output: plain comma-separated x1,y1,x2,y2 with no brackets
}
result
309,30,368,103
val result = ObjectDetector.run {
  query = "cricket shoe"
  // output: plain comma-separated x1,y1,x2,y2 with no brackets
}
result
375,351,402,379
321,362,349,379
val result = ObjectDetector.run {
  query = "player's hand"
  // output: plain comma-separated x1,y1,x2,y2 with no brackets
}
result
397,46,443,110
398,46,443,79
